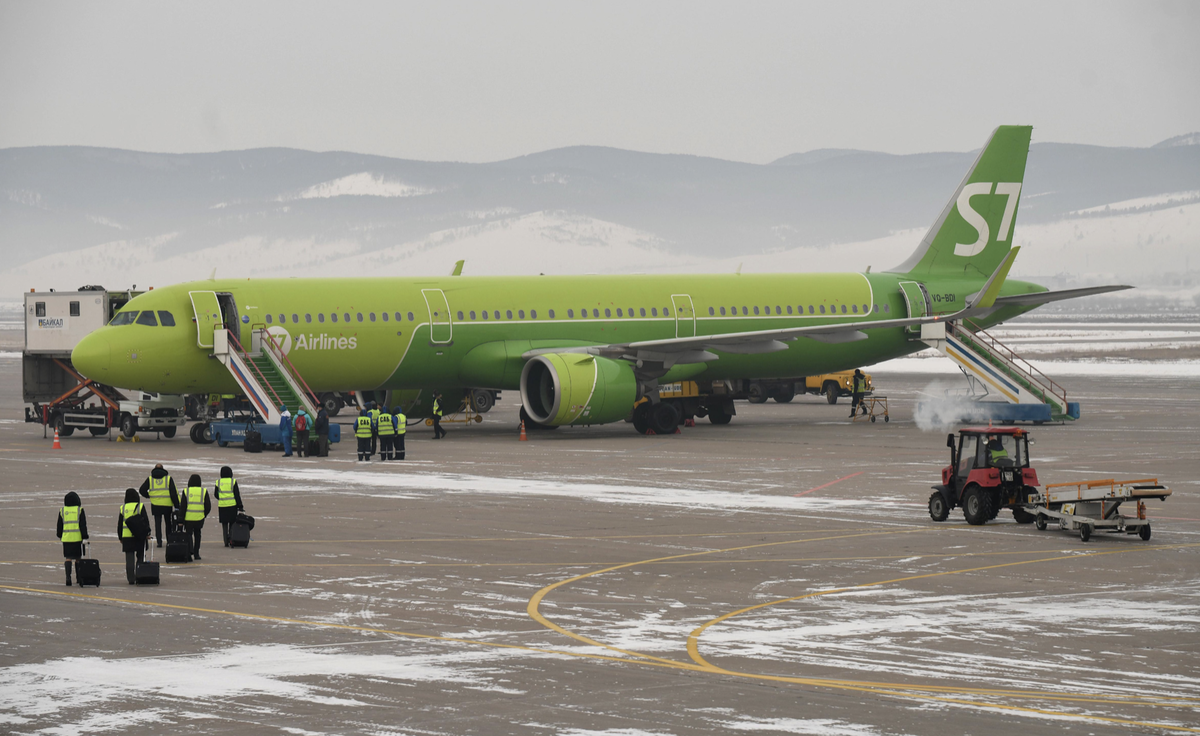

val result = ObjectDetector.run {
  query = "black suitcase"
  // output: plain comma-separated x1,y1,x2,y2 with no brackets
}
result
166,529,191,563
75,545,102,587
230,520,251,548
136,545,160,585
244,429,262,453
235,512,255,530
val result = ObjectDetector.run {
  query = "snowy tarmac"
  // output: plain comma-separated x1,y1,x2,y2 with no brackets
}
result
1,356,1198,735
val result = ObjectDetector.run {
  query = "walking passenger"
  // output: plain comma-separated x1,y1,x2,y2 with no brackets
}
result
294,408,311,457
179,473,212,560
215,466,245,547
57,491,89,586
279,405,293,457
117,488,150,584
138,463,179,548
315,406,330,457
377,407,395,461
431,392,446,439
355,409,373,462
392,406,407,460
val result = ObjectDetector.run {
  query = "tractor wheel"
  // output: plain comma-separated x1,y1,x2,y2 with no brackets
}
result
1138,524,1151,541
987,493,1002,521
962,486,992,526
1034,514,1048,531
1012,507,1036,524
824,382,839,404
928,492,949,522
1079,524,1091,542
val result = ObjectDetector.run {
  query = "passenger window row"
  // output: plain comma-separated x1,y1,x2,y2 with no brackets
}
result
109,310,176,327
707,303,882,316
265,311,418,325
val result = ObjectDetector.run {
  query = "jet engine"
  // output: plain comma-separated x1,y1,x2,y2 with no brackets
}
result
519,354,637,427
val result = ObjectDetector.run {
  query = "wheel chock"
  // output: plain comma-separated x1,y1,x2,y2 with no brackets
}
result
131,435,141,443
674,427,682,434
645,429,656,435
116,435,126,443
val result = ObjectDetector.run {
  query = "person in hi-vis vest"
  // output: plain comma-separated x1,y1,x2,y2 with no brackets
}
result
117,488,150,584
215,466,245,547
377,408,395,461
178,473,212,560
56,491,89,586
138,463,180,548
431,392,446,439
355,409,374,462
392,406,407,460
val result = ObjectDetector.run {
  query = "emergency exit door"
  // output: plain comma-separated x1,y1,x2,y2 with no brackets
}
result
671,294,696,339
422,289,453,344
189,291,223,349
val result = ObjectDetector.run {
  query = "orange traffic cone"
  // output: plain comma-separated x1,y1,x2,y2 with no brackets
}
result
519,421,528,441
52,429,62,449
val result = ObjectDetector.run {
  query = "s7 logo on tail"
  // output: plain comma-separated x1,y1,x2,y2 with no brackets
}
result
954,182,1022,256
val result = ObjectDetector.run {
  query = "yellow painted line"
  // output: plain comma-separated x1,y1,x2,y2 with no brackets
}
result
527,529,921,670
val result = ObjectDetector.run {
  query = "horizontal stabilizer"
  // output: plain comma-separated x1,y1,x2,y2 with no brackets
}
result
991,284,1133,307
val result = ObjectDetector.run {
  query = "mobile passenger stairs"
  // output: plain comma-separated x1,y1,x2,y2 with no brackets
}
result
901,281,1080,424
195,327,338,448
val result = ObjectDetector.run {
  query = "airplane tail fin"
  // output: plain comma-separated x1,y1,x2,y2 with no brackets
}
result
888,125,1032,279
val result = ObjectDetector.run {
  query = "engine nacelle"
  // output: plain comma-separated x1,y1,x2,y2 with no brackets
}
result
520,354,637,427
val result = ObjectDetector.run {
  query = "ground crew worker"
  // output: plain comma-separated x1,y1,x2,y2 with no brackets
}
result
355,409,374,462
179,473,212,560
368,402,382,456
57,491,89,586
392,406,407,460
377,407,395,461
987,437,1009,465
138,463,180,548
279,405,294,457
431,392,446,439
215,466,245,547
117,488,150,584
850,369,868,418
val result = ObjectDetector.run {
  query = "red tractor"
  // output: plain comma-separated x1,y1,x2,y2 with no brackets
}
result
929,426,1040,526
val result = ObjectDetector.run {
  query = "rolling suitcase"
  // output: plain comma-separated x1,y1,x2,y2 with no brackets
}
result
75,543,102,587
229,521,251,548
166,526,191,563
136,543,160,585
244,429,262,453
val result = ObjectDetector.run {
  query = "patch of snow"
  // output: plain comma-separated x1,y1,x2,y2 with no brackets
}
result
1070,190,1200,215
720,717,898,735
285,173,437,200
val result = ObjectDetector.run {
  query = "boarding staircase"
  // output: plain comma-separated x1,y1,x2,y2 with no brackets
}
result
919,319,1076,421
212,328,319,424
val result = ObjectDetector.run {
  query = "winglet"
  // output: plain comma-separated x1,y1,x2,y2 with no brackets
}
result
967,246,1019,309
451,260,465,276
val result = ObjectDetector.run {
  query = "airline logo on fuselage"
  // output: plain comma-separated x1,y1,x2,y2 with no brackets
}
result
293,333,358,352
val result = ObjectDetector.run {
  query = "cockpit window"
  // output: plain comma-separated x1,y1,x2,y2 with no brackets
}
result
157,311,176,327
136,311,158,327
110,311,137,326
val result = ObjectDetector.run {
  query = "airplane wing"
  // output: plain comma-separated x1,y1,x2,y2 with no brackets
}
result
989,284,1132,307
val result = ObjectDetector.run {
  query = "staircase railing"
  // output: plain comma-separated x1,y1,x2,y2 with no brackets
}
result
257,329,320,413
956,320,1068,408
226,331,288,416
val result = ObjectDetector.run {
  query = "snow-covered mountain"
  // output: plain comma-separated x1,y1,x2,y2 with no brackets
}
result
2,134,1198,296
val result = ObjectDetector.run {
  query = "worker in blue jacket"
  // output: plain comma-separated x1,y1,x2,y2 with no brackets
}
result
279,405,293,457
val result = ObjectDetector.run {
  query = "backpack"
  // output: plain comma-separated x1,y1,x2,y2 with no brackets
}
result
295,414,307,431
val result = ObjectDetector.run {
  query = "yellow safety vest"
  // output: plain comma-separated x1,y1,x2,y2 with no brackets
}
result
432,399,443,417
377,413,394,436
184,486,205,521
368,409,381,433
120,501,144,538
147,474,173,507
60,506,82,543
216,477,237,508
355,415,373,438
853,376,866,393
395,413,406,435
989,447,1009,463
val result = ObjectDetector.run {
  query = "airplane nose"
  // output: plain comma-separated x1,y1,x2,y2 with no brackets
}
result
72,332,111,378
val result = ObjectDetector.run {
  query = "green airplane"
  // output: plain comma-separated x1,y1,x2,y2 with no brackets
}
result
70,126,1127,433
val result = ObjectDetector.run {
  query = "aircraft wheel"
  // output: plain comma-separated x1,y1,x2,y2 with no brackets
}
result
648,402,680,435
471,389,495,413
1034,514,1047,531
928,492,949,522
632,403,651,434
962,485,991,526
321,393,341,416
1139,524,1151,541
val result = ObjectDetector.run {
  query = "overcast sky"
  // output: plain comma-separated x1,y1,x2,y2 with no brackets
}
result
1,1,1197,163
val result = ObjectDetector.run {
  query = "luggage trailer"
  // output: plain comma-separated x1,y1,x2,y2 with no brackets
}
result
1025,478,1171,542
